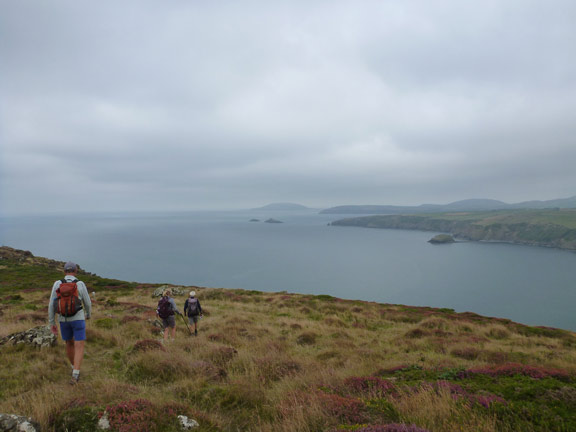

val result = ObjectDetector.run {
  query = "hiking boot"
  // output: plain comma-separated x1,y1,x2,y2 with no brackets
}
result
194,329,198,336
69,375,80,385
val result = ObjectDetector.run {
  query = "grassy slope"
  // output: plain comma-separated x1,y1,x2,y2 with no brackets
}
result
1,246,576,432
419,209,576,228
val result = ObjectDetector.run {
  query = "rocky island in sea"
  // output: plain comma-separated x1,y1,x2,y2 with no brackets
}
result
428,234,456,244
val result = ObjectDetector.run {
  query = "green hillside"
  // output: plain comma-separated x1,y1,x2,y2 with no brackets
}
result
331,209,576,250
1,246,576,431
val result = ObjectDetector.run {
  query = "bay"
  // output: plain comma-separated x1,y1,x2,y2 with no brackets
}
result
1,210,575,331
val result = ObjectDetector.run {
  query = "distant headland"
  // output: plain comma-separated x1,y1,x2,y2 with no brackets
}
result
330,209,576,251
251,202,311,211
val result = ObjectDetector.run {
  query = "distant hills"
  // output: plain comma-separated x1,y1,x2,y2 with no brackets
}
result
320,196,576,214
251,202,311,211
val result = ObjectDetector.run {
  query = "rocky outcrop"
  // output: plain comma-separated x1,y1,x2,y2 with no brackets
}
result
0,246,90,274
152,285,188,297
0,413,40,432
0,326,56,348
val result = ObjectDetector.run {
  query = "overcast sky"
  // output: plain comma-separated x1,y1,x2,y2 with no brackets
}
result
1,0,575,215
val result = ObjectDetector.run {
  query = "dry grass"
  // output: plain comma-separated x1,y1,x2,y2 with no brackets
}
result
1,263,576,431
392,386,502,432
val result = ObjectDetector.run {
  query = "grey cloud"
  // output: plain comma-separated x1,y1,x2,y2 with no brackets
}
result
1,0,575,214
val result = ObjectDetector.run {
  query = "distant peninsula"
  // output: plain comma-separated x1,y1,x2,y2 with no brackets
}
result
251,202,310,211
330,209,576,250
321,196,576,215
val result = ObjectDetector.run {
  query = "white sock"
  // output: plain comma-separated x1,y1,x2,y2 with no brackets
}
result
72,369,80,377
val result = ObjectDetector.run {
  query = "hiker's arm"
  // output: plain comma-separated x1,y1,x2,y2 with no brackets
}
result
78,281,92,319
183,299,188,315
170,298,181,315
48,282,58,326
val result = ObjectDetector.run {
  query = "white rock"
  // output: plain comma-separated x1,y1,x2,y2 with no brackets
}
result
18,421,37,432
178,415,199,429
97,412,110,430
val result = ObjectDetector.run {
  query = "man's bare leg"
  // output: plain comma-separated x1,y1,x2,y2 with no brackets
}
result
66,340,75,366
73,340,85,370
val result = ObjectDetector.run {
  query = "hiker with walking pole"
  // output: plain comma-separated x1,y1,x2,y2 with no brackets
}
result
156,288,181,342
184,291,203,336
48,261,92,385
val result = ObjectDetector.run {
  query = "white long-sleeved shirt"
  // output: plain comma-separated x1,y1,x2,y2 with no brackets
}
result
48,275,92,325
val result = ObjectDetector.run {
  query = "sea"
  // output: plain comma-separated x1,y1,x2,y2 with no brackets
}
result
1,209,575,331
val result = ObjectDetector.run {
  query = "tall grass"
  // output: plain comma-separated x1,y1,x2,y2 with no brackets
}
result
1,257,576,431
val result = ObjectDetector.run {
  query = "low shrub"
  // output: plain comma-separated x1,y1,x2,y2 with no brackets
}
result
405,328,428,339
255,357,301,384
52,406,100,432
132,339,165,353
343,376,396,397
297,332,318,345
450,347,480,360
485,326,511,339
317,392,368,424
126,353,190,384
121,315,142,324
421,381,507,409
207,346,238,366
190,360,228,381
95,318,116,329
103,399,182,432
419,318,449,330
460,363,573,381
353,425,430,432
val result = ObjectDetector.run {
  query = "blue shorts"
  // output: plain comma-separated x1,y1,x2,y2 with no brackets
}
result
59,320,86,341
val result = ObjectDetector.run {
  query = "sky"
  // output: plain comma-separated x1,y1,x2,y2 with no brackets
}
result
1,0,575,215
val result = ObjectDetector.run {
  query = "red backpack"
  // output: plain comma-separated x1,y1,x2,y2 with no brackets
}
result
55,279,83,317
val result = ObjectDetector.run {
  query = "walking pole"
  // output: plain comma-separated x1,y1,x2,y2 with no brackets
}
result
179,313,193,336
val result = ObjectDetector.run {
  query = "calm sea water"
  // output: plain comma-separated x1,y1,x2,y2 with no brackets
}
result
1,210,575,331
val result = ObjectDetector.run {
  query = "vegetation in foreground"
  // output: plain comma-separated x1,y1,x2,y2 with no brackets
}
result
1,246,576,432
331,209,576,250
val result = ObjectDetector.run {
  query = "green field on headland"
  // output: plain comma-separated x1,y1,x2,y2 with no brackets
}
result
1,246,576,431
330,209,576,250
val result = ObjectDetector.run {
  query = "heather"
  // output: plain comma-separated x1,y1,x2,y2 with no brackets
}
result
1,247,576,431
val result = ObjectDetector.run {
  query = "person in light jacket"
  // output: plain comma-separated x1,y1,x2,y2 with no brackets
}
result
48,261,92,385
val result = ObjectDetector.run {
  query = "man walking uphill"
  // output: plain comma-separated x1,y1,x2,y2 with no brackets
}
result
49,261,92,385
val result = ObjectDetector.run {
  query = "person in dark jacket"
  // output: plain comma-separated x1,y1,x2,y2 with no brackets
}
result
183,291,203,336
156,288,181,342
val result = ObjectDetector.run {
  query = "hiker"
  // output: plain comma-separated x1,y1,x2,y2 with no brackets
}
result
156,288,181,341
48,261,92,385
184,290,203,336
